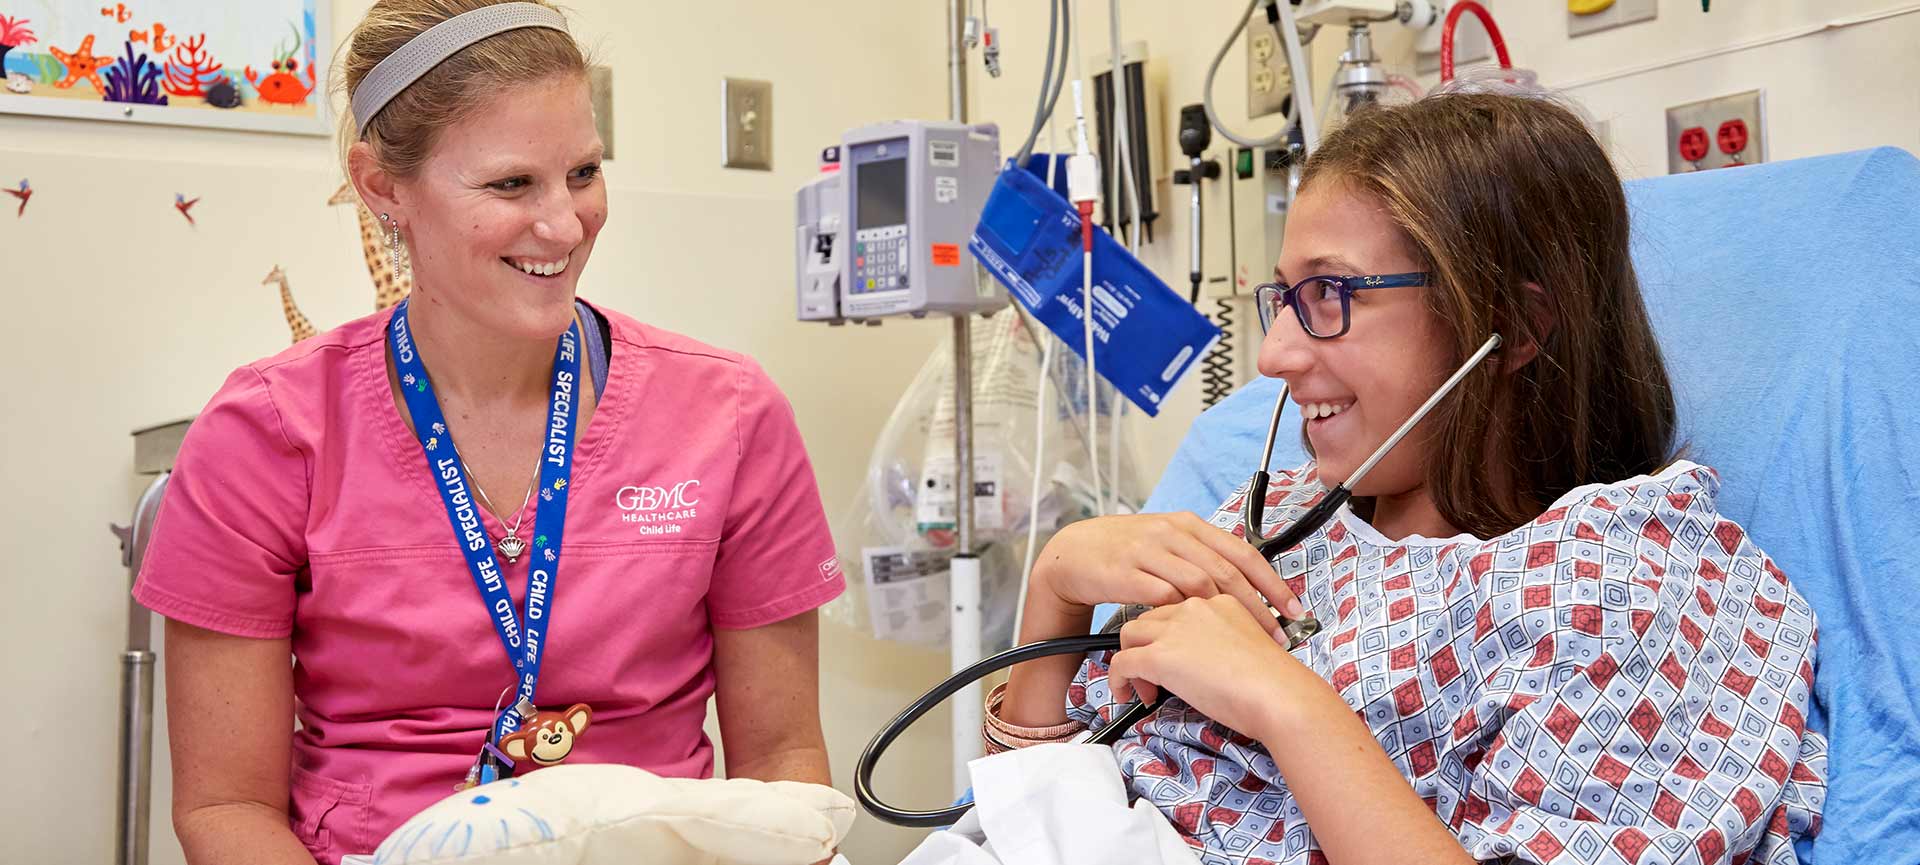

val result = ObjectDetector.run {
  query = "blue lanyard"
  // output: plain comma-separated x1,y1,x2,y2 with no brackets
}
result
387,300,581,750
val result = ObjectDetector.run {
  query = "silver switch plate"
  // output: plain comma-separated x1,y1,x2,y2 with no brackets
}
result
1666,90,1766,174
722,77,773,171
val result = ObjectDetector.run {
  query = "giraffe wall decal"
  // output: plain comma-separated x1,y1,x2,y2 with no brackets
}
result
264,185,414,344
265,264,316,343
329,182,412,311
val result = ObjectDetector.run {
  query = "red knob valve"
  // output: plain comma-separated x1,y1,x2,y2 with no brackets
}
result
1678,127,1710,163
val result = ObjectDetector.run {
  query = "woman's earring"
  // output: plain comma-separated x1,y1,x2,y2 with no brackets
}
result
380,212,411,280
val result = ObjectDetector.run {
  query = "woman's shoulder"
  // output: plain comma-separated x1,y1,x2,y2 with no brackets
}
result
191,309,390,446
245,307,390,386
592,302,783,392
595,304,730,360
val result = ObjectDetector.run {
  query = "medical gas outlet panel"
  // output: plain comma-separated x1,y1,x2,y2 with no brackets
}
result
795,120,1004,323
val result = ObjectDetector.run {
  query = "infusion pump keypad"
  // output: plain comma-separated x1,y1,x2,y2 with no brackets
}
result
854,226,910,294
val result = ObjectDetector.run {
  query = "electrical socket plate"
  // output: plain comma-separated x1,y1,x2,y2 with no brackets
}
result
722,77,772,171
1666,90,1765,175
1246,16,1289,120
1569,0,1657,38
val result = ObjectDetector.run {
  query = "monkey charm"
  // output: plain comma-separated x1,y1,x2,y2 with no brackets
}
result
500,703,593,768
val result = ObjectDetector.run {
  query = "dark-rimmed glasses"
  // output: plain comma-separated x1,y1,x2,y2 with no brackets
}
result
1254,272,1428,338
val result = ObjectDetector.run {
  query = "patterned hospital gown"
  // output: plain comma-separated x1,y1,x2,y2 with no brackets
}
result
1068,462,1827,864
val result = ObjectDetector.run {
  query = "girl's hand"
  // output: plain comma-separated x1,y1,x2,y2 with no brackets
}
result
1031,513,1304,633
1105,595,1342,742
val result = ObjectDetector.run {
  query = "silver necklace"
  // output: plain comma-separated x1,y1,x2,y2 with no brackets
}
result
462,457,541,563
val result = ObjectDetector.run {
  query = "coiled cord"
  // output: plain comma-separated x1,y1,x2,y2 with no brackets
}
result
1201,296,1235,407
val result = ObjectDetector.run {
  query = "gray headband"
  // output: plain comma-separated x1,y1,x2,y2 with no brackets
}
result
351,3,569,136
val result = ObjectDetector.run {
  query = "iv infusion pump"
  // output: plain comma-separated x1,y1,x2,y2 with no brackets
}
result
796,120,1005,323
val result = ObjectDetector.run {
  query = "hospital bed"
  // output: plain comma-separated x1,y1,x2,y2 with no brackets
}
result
1135,146,1920,862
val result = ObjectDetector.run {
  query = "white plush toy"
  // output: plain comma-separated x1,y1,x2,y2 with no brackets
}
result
347,764,855,865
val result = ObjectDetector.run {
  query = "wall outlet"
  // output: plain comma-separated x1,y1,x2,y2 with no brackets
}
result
1246,16,1290,120
721,77,772,171
1666,90,1765,174
1568,0,1657,38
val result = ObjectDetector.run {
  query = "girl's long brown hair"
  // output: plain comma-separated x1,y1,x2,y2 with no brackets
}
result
1302,93,1678,538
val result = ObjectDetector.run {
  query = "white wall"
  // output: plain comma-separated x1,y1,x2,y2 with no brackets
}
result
6,2,1917,864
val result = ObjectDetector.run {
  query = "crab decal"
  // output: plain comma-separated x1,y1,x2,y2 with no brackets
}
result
244,55,313,107
245,24,313,108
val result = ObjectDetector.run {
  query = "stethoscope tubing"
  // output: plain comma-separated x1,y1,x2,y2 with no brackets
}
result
854,334,1503,828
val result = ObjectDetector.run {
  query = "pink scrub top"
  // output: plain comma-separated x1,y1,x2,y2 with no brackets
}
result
133,302,845,863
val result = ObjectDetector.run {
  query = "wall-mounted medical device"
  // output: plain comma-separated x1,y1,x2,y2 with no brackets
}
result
1092,42,1161,242
796,120,1005,324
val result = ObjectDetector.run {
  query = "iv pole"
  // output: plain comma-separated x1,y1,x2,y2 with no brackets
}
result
945,0,985,797
110,434,180,865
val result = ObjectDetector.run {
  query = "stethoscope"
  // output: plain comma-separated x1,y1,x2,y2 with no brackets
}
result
855,334,1503,827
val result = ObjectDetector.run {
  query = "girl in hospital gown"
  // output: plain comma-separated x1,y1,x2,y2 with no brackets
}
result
987,90,1827,864
1067,462,1825,864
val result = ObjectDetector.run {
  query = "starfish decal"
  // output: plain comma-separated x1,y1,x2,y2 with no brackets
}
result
49,35,112,95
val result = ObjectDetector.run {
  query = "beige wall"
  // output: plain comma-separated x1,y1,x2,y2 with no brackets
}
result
0,1,954,862
965,0,1920,471
5,1,1917,864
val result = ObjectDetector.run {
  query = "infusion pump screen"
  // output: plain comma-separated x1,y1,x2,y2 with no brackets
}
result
852,147,910,297
857,158,908,230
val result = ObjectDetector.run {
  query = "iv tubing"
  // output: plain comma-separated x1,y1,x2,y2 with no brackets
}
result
1016,118,1066,642
1440,1,1512,82
1109,0,1142,255
1202,0,1294,149
1106,0,1136,513
1067,0,1103,517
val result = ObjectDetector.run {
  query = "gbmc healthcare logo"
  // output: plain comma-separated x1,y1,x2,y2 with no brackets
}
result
615,480,701,536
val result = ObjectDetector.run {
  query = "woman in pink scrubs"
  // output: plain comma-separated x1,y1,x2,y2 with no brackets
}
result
133,3,844,863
